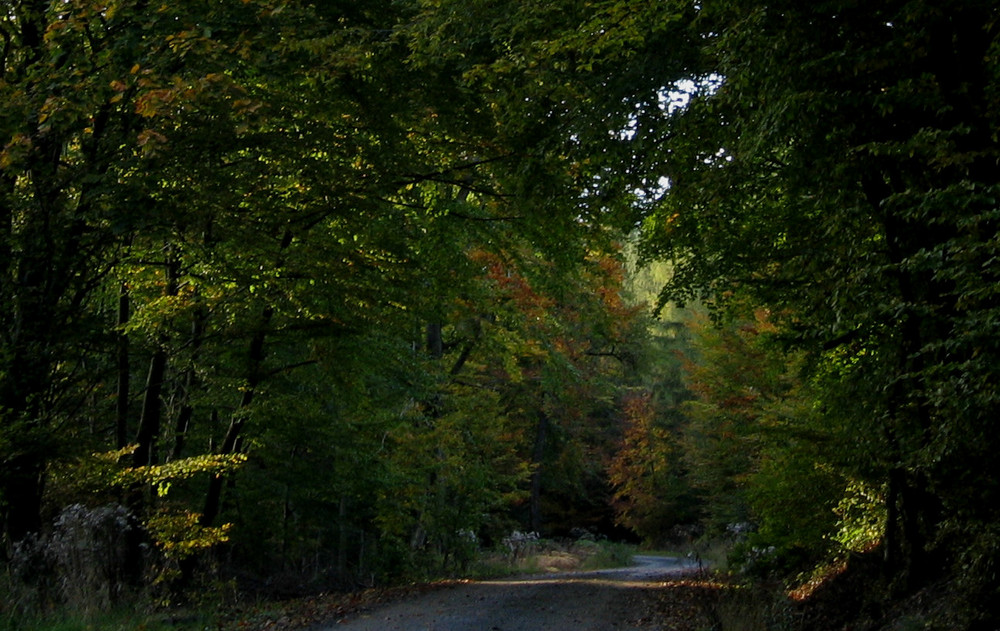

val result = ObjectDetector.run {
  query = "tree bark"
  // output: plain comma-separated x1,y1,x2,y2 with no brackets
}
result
200,295,275,527
426,322,444,359
132,251,177,468
199,229,292,527
864,170,947,591
169,306,207,461
116,283,131,449
529,411,549,534
132,349,167,468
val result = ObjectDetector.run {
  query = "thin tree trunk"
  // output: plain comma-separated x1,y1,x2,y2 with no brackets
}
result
864,171,950,592
426,322,443,359
200,219,287,527
124,252,178,582
132,251,177,468
338,496,348,579
200,318,267,526
169,306,207,461
132,349,167,468
116,282,130,449
449,317,482,377
529,411,549,534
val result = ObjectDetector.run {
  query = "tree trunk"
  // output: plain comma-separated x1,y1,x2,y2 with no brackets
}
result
0,454,45,546
116,283,131,449
170,306,207,461
200,307,271,527
449,317,482,377
426,322,444,359
132,251,177,468
132,350,167,468
865,172,947,590
529,411,549,534
1,248,59,544
200,228,293,528
338,496,348,579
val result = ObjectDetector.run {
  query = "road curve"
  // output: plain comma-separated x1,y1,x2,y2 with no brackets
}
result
318,555,700,631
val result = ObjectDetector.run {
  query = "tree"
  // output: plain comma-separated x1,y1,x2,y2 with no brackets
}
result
0,0,261,545
2,0,660,611
608,388,695,545
677,310,848,571
636,0,1000,612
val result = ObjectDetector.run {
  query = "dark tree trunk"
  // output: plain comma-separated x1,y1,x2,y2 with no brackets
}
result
170,307,207,461
529,411,549,534
864,164,950,592
449,317,482,377
200,306,271,527
1,455,45,546
338,496,349,579
132,252,177,468
426,322,444,359
132,350,167,468
116,283,131,449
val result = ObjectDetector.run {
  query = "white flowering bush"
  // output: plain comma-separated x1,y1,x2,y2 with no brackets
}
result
501,530,539,560
7,503,133,615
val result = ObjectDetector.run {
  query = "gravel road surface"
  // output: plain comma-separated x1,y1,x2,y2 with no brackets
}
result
317,555,699,631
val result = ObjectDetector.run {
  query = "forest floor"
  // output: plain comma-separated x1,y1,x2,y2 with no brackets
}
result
224,555,718,631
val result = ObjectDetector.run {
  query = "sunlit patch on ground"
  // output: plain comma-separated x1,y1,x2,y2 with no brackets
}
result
788,559,849,602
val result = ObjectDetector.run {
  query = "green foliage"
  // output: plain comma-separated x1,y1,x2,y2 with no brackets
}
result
2,0,649,593
375,387,529,570
577,541,635,571
125,454,248,496
953,521,1000,628
832,482,886,555
676,309,887,574
679,312,782,533
15,0,1000,628
44,447,246,585
629,0,1000,621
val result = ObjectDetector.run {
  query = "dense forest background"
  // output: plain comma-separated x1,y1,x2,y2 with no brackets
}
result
2,1,998,629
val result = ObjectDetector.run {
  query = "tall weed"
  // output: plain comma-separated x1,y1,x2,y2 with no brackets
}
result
2,504,134,627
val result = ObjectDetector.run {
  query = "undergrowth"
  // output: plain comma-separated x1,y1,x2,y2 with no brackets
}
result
0,607,214,631
578,540,635,570
467,538,637,578
4,538,641,631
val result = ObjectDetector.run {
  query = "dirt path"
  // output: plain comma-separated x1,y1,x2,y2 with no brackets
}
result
314,556,700,631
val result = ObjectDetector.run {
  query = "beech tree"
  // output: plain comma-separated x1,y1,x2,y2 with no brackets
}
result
0,0,255,544
13,0,997,626
1,0,655,608
636,0,1000,613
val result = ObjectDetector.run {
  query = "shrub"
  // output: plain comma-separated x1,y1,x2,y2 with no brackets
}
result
4,504,133,622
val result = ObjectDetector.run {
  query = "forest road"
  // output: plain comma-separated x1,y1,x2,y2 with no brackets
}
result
315,555,699,631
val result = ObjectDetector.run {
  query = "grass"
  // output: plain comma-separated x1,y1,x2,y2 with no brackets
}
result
466,538,640,578
577,540,636,570
5,540,645,631
0,608,215,631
